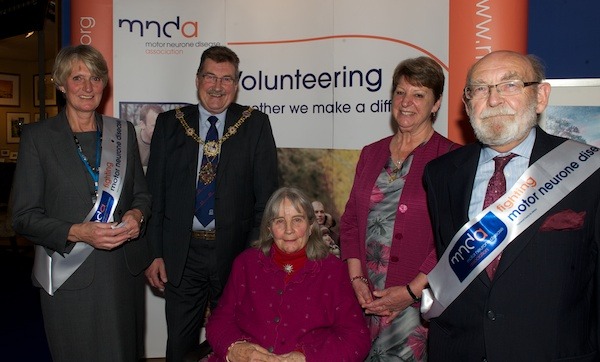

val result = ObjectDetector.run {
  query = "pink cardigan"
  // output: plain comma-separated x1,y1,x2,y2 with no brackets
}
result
340,132,457,289
206,247,371,361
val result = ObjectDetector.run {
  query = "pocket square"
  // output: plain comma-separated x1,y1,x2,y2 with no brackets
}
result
540,209,586,231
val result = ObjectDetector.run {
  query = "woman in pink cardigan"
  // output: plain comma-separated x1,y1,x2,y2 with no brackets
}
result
340,57,458,361
206,187,370,362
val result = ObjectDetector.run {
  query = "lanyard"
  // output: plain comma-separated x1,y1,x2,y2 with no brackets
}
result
73,127,102,198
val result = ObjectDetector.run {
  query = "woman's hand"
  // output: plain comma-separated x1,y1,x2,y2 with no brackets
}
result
120,208,144,240
351,277,374,306
347,258,373,306
274,351,306,362
362,285,413,324
227,341,277,362
67,208,144,250
68,221,130,250
363,273,428,324
228,341,306,362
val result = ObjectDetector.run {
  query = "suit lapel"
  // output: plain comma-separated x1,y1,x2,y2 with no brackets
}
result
449,145,481,235
49,113,95,204
445,143,498,286
216,104,242,187
182,106,201,181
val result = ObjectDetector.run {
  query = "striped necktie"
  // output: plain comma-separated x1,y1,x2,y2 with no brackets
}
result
195,116,219,226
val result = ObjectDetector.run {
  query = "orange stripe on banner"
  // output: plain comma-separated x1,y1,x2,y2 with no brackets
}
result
229,35,448,72
449,0,528,145
70,0,114,116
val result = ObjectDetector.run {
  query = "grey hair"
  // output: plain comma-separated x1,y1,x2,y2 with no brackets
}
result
253,187,330,260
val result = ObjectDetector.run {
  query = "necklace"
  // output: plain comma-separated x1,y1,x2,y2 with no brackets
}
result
386,156,412,183
387,163,402,183
175,106,253,158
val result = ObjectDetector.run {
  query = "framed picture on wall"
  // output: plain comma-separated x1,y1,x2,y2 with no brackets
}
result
540,79,600,148
6,112,30,143
33,73,57,106
0,73,20,107
34,112,49,122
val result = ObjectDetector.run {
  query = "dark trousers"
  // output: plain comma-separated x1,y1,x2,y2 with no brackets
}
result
165,238,222,362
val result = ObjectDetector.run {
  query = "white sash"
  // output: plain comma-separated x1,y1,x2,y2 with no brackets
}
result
33,117,128,296
422,140,600,319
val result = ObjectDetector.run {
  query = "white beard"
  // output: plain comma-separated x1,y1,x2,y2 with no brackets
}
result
470,100,538,147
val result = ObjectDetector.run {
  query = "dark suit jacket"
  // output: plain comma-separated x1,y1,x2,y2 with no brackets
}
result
424,127,600,361
145,103,279,287
11,111,152,289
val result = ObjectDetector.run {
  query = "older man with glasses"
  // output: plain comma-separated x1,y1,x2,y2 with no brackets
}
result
424,50,600,361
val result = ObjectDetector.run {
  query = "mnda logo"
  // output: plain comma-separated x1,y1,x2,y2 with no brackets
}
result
118,16,198,38
448,212,508,281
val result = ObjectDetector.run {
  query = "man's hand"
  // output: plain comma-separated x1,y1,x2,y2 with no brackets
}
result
145,258,168,291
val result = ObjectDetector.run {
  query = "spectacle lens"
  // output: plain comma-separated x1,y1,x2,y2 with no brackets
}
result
464,80,539,100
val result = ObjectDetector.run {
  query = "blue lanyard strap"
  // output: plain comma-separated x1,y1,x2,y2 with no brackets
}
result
73,127,102,193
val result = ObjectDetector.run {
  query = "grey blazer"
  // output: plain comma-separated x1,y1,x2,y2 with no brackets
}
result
11,111,152,290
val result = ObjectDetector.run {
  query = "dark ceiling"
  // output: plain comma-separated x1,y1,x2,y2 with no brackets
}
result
0,22,58,62
0,0,58,62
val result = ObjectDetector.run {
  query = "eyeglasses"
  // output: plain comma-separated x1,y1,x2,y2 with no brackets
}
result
464,80,540,100
200,73,236,86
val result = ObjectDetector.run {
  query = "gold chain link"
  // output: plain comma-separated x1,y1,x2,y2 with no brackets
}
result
175,106,253,157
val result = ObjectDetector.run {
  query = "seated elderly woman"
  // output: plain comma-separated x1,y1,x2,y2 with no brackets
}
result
205,187,370,362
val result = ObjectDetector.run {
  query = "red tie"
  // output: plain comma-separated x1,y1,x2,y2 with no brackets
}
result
484,153,517,279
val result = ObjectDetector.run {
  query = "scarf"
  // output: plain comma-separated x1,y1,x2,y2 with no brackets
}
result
271,244,308,283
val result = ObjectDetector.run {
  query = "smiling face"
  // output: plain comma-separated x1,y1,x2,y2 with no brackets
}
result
58,60,105,114
195,59,238,114
269,198,310,254
392,76,441,134
464,51,550,152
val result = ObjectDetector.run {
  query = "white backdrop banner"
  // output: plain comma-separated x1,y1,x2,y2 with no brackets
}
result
111,0,449,149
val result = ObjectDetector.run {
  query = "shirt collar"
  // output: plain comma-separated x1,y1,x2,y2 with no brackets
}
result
481,127,536,163
197,104,227,125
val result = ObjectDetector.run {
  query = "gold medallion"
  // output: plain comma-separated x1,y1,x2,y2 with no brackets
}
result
175,107,253,185
204,141,220,158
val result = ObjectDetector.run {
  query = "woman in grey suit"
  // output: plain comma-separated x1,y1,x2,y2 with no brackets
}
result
11,45,151,362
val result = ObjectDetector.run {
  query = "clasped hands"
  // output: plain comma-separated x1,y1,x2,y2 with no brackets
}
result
351,281,415,325
68,209,143,250
228,341,305,362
